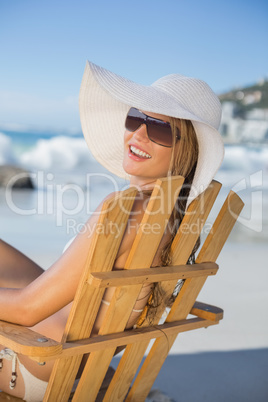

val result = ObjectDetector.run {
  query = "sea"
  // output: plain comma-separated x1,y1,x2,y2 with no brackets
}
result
0,129,267,265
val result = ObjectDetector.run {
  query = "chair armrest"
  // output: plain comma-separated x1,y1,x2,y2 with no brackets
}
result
0,320,62,361
190,301,223,321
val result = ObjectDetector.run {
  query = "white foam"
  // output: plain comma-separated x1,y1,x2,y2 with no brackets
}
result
221,145,268,172
216,145,268,189
19,136,94,171
0,132,17,165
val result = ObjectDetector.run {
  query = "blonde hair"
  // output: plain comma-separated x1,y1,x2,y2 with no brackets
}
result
137,118,200,326
161,117,199,265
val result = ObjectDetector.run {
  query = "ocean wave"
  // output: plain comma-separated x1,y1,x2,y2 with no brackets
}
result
19,136,94,171
1,132,267,189
221,145,268,172
0,132,94,172
0,132,17,165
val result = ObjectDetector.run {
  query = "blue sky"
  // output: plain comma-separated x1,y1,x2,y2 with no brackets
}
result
0,0,267,132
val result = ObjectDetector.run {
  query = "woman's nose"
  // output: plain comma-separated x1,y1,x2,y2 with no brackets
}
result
132,124,149,143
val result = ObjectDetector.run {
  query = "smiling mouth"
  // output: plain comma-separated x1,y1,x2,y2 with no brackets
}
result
130,145,152,159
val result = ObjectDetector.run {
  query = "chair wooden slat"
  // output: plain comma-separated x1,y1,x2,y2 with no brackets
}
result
196,190,244,263
88,262,218,288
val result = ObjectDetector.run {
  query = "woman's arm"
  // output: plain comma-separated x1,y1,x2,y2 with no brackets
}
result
0,239,44,288
0,200,107,327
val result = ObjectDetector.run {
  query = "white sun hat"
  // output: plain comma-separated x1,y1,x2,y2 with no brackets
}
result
79,60,224,205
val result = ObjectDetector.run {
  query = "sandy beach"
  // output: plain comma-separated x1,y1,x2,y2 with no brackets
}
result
1,186,267,401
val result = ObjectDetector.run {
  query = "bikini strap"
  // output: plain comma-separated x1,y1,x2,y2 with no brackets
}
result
101,299,143,313
0,348,18,389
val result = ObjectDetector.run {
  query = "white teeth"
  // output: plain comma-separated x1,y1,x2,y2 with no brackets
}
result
130,145,151,159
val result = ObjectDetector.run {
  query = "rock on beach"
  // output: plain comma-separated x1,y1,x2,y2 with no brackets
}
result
0,165,34,189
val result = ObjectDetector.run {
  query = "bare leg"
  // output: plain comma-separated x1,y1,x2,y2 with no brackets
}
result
0,240,46,396
0,239,44,288
0,241,72,397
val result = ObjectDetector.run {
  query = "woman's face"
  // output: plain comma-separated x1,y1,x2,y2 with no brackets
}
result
123,110,173,188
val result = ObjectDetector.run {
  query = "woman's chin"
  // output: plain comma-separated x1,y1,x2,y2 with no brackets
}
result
123,166,144,180
122,161,138,177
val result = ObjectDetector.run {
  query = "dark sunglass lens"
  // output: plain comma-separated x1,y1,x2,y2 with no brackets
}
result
125,108,144,132
125,108,178,147
147,119,173,147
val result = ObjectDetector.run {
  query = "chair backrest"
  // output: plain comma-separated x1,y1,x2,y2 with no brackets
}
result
42,176,244,401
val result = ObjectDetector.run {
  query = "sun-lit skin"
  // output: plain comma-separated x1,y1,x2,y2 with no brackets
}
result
123,110,173,190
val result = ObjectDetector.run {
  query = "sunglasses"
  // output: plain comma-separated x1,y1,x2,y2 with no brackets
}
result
125,107,180,147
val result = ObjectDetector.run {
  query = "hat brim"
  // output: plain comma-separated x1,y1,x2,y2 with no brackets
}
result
79,61,224,205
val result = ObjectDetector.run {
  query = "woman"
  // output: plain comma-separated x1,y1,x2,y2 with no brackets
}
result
0,61,224,401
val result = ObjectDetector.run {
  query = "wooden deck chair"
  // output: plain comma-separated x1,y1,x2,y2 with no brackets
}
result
0,176,244,401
